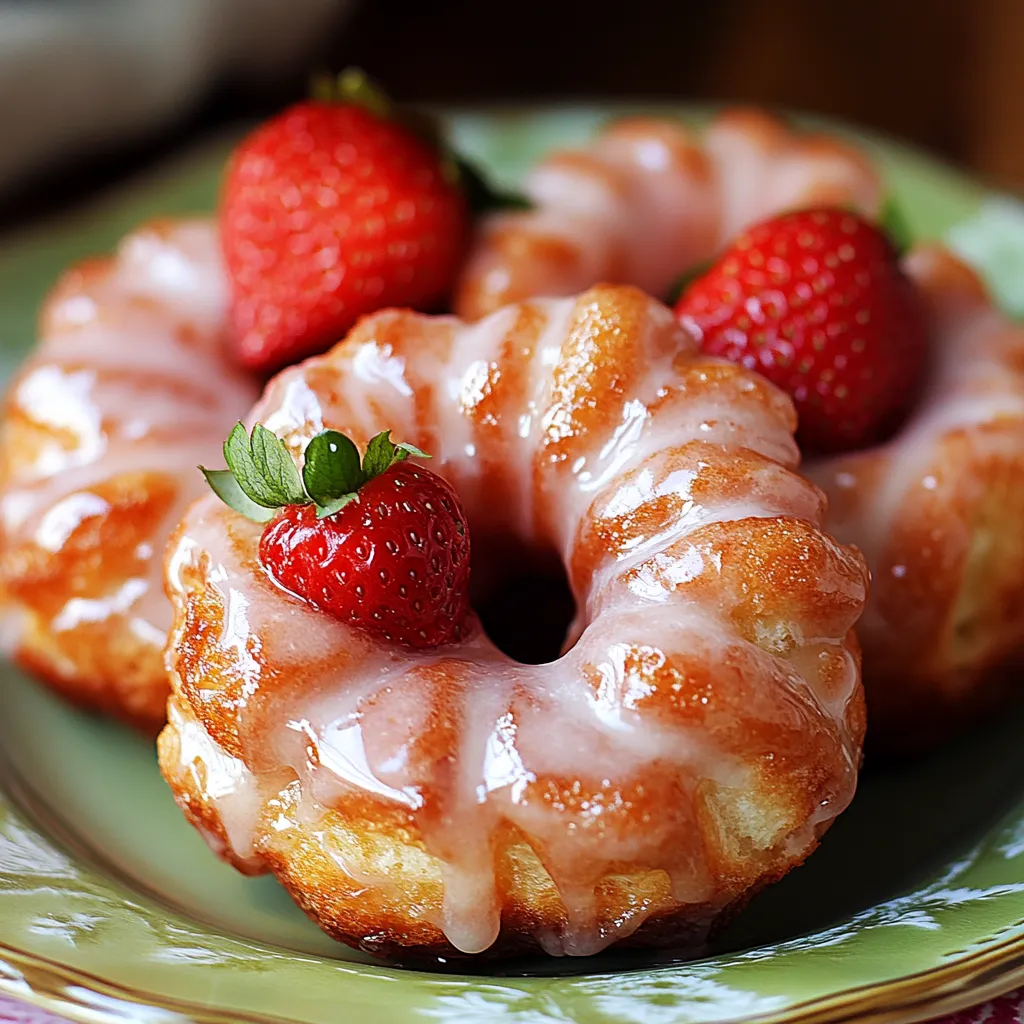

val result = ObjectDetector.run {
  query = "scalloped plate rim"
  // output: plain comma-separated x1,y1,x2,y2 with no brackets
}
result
1,933,1023,1024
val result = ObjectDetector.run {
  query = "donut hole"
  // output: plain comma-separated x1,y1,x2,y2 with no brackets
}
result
472,545,577,664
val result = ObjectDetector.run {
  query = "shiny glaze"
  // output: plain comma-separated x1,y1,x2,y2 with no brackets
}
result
161,285,867,957
808,247,1024,743
455,109,882,320
0,220,258,725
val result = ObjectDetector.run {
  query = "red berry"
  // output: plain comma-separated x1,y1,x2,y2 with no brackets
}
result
258,461,471,648
221,101,468,373
674,208,929,454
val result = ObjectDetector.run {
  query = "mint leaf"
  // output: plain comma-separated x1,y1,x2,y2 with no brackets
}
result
200,468,276,523
315,493,360,519
223,423,276,508
361,430,431,479
303,430,363,505
223,422,303,508
207,423,431,521
363,432,433,478
251,424,307,505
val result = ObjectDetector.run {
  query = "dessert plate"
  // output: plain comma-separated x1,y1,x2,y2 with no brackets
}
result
1,106,1023,1024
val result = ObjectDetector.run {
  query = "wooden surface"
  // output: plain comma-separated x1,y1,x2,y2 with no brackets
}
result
341,0,1023,191
0,0,1020,235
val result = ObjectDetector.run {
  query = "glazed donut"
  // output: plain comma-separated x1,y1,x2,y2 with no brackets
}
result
456,110,1024,747
808,246,1024,748
0,220,258,727
159,284,867,958
454,109,883,320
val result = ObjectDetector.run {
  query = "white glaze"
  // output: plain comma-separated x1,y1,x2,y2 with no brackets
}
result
704,115,881,246
0,220,258,688
456,110,883,318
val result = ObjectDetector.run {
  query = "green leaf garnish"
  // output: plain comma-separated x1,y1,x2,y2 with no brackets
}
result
451,155,531,217
395,441,430,459
202,424,431,523
361,430,398,479
362,430,433,478
303,430,363,506
251,424,307,506
200,468,277,523
880,196,913,257
666,258,714,306
223,423,290,508
315,494,360,519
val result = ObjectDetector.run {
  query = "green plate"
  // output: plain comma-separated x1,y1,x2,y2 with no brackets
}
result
1,107,1024,1024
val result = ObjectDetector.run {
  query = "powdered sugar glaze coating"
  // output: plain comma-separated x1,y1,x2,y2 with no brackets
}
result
455,109,882,320
160,285,867,958
0,221,258,726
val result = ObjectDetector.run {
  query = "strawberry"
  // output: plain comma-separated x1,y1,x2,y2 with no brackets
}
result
220,72,469,373
202,424,471,648
674,207,928,454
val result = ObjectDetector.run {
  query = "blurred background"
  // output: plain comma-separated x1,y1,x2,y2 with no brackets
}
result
0,0,1021,231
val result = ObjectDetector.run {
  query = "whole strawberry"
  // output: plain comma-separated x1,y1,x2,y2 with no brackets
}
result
221,73,468,373
202,424,470,648
675,208,928,454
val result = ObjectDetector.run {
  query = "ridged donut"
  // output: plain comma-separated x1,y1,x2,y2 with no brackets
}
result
454,108,882,321
158,284,867,958
0,221,258,727
455,109,1024,747
808,247,1024,747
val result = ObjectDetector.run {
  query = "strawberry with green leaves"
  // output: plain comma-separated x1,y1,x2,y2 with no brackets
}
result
202,425,471,648
675,207,929,454
221,70,523,374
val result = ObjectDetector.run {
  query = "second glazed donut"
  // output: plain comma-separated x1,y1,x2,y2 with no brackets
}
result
454,108,1024,746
